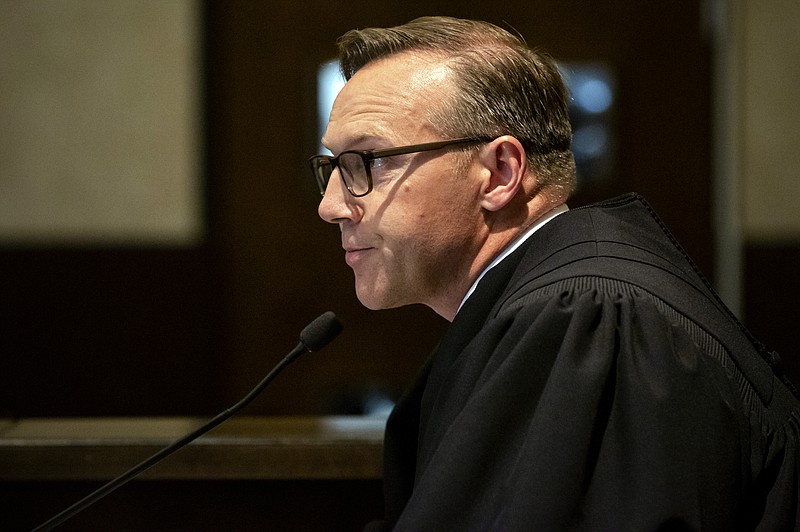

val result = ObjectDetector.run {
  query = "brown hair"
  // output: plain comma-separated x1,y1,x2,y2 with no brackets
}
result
337,16,576,199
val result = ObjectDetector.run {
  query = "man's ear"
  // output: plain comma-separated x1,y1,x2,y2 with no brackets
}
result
477,136,528,212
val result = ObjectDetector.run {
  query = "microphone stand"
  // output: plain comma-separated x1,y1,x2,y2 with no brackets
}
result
32,311,342,532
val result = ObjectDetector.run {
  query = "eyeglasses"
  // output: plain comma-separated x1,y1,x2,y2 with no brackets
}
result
309,137,489,197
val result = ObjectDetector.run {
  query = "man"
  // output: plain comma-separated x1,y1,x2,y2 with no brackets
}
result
310,16,799,531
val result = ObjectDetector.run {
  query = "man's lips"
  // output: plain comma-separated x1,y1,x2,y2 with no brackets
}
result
344,246,372,267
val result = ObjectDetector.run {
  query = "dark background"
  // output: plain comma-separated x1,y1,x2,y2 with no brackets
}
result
2,0,797,419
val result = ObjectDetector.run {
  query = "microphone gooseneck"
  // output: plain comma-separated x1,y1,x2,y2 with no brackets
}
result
32,312,343,532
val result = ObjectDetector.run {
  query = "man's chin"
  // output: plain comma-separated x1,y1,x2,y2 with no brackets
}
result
355,284,402,311
356,293,392,311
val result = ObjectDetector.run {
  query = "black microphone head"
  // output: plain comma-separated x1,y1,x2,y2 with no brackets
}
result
299,311,343,351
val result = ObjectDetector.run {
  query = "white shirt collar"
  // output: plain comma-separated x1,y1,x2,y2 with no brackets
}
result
457,204,569,314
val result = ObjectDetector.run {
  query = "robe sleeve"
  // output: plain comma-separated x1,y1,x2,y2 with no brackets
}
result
393,288,800,531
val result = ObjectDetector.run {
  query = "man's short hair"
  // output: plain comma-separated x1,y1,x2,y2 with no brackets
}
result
336,16,577,199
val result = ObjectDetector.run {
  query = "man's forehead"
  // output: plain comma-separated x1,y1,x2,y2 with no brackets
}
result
324,54,452,149
361,52,452,90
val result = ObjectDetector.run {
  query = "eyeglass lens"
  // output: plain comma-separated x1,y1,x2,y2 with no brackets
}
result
314,153,370,196
338,153,370,195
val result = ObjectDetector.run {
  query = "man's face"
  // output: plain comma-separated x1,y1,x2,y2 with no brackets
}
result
317,54,484,318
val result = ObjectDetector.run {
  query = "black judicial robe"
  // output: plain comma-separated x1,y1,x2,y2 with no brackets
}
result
373,193,800,531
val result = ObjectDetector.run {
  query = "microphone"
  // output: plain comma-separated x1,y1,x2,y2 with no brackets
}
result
32,311,343,532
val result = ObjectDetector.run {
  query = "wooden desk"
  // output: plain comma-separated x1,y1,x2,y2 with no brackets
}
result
0,416,386,531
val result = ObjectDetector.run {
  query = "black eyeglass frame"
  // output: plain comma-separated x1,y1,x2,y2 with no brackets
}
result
309,137,491,197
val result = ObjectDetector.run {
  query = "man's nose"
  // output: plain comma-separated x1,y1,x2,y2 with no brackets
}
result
317,170,361,224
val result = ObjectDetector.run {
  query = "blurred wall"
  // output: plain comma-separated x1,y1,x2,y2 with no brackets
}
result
0,1,202,244
741,0,800,242
736,0,800,381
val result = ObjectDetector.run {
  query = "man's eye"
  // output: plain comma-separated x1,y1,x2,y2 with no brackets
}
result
369,157,388,169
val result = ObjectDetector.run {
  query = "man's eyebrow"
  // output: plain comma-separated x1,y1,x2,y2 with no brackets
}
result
323,134,389,154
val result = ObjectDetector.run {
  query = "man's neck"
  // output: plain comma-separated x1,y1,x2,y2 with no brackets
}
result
453,203,569,318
